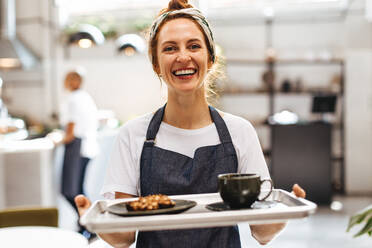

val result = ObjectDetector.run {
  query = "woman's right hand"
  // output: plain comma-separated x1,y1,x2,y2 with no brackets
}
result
74,194,91,217
74,193,136,247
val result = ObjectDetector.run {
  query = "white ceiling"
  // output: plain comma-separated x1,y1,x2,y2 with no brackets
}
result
54,0,361,27
55,0,349,16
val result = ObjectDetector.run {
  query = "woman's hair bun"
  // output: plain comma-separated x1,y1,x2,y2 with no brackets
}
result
167,0,193,11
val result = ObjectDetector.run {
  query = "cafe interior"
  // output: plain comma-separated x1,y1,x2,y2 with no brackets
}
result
0,0,372,247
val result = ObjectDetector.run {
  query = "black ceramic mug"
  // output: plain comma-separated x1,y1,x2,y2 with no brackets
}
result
218,173,273,209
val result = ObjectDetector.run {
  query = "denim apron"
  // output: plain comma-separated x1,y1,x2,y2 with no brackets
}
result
137,105,241,248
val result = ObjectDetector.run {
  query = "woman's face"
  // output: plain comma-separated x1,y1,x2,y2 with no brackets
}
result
156,18,212,96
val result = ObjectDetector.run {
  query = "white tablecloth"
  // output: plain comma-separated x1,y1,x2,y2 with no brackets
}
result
0,226,88,248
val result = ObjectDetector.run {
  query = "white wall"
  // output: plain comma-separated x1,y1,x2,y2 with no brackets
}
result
56,53,166,122
345,51,372,194
342,1,372,194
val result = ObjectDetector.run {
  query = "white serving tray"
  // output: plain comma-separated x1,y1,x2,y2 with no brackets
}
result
80,189,317,234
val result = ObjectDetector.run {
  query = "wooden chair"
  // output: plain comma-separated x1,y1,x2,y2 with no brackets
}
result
0,207,58,228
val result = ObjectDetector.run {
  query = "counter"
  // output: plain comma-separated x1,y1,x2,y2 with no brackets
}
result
0,128,119,210
0,138,55,209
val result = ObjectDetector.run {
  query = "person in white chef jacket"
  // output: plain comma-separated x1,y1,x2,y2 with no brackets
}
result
59,69,99,238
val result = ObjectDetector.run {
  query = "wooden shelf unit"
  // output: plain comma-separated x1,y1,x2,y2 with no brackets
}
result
219,58,345,194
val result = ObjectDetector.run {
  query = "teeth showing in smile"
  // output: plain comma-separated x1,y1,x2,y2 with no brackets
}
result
173,69,196,76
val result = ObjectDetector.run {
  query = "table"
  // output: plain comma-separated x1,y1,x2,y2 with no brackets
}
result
0,226,88,247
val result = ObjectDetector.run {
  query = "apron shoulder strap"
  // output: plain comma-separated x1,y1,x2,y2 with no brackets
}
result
145,104,166,146
209,106,234,145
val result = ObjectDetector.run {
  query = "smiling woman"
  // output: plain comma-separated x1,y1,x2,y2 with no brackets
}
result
74,0,303,247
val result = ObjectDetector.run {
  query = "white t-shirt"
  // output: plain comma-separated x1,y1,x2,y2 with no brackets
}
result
101,111,270,199
61,89,99,158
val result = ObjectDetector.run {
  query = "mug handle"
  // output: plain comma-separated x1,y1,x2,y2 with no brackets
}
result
258,178,273,201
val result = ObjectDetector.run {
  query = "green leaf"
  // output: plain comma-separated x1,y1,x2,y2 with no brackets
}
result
347,207,372,232
353,218,372,238
347,214,363,232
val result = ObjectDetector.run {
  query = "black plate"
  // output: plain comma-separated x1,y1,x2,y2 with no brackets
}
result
107,199,197,216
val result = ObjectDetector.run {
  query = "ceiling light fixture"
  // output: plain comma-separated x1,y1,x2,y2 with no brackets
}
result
115,34,145,56
68,24,105,48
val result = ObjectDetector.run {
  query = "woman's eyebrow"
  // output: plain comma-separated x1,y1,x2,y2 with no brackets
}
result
160,40,177,46
161,38,202,46
187,38,202,43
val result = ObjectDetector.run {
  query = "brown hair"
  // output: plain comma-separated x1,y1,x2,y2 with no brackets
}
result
148,0,223,103
160,0,193,14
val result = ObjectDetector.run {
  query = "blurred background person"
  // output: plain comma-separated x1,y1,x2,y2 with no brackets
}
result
59,69,99,238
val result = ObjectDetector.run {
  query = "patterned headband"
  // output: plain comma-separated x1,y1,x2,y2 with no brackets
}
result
149,8,215,63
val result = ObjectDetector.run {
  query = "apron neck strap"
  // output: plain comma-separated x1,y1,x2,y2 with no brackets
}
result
145,104,233,145
145,104,166,145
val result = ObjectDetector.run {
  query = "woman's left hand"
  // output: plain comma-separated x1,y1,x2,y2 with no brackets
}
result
292,183,306,198
250,183,306,245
